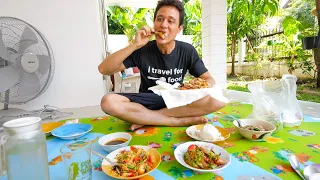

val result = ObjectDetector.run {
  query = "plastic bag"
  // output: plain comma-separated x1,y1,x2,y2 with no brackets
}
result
247,74,303,131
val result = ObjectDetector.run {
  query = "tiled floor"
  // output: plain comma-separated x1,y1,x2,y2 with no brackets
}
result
1,90,319,131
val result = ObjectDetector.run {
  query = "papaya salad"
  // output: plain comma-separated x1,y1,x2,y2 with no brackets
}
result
111,146,156,177
184,144,225,169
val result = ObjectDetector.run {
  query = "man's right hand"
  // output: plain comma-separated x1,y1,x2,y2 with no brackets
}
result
133,26,154,49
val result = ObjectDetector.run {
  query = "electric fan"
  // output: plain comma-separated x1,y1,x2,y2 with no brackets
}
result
0,17,55,122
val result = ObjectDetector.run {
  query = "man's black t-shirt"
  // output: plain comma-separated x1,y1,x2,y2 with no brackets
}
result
123,40,208,92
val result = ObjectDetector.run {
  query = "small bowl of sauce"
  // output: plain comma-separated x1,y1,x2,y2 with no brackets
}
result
98,132,132,153
104,138,128,145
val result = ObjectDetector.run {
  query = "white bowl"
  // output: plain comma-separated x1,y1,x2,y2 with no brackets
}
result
174,141,231,173
233,119,276,141
98,132,132,152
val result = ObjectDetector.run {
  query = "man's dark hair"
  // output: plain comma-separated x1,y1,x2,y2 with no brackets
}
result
154,0,185,26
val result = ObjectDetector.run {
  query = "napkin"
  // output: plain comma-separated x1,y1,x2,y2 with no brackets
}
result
148,81,229,109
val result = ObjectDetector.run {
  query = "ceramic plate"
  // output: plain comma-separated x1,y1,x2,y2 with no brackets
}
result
186,124,230,142
174,141,231,173
101,145,161,179
51,123,92,140
41,122,64,136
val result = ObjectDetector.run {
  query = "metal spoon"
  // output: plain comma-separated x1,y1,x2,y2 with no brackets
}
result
288,154,307,180
235,119,243,128
304,165,320,180
92,150,119,168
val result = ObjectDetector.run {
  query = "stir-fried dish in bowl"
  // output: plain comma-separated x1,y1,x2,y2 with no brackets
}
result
184,144,225,169
101,145,161,179
174,141,231,173
112,146,155,177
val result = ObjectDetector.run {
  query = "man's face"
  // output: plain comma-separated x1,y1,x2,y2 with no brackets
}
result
154,5,183,44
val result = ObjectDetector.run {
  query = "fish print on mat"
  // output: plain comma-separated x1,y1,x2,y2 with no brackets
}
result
147,142,162,148
232,146,269,162
161,152,175,162
289,129,316,136
133,127,160,136
270,164,294,175
307,144,320,153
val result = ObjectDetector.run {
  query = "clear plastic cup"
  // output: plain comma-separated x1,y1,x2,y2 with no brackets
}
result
60,140,92,180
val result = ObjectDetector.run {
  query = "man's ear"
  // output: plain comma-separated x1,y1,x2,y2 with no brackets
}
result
178,24,183,33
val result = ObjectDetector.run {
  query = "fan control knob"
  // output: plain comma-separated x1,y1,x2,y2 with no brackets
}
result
20,52,39,74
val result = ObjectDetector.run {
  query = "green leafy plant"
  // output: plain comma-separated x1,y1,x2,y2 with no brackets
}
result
281,15,314,74
245,51,264,79
107,6,153,43
285,0,317,38
227,0,279,76
184,0,202,57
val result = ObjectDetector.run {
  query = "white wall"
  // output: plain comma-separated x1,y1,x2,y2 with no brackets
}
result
227,62,316,79
0,0,105,110
202,0,227,87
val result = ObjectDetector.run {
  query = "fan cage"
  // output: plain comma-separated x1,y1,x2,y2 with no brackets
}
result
0,17,55,105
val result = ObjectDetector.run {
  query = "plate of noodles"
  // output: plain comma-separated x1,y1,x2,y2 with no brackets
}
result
101,145,161,179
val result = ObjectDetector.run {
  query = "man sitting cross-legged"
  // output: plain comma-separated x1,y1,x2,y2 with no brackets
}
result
98,0,226,130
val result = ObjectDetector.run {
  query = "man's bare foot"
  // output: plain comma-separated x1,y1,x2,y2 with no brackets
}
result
129,117,207,131
130,124,145,131
170,116,208,127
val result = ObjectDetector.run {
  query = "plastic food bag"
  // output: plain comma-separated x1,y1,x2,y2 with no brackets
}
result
247,74,303,131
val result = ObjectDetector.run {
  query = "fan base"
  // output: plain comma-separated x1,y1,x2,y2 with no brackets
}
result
0,108,29,126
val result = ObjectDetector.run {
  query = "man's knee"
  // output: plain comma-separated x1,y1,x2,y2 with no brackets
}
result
100,94,118,114
207,97,226,112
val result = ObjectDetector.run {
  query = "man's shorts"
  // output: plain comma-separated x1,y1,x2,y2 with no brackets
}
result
117,92,166,110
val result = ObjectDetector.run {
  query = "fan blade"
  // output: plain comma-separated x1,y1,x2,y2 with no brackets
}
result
18,27,38,54
0,66,20,93
0,30,10,61
37,55,51,75
18,72,41,97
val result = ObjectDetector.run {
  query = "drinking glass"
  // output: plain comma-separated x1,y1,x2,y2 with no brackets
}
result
0,135,6,176
60,140,92,180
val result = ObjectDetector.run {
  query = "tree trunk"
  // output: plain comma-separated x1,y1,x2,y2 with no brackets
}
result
317,0,320,26
314,48,320,87
316,0,320,86
231,38,237,76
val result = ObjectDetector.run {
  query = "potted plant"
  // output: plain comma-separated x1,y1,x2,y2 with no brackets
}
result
301,8,319,49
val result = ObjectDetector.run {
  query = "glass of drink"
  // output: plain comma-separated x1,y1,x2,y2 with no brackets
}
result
0,135,7,176
60,140,93,180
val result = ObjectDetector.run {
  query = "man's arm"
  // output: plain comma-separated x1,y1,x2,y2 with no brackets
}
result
199,71,216,87
98,26,155,75
98,44,137,75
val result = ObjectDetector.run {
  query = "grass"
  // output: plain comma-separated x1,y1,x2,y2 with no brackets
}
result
296,92,320,103
226,84,250,92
